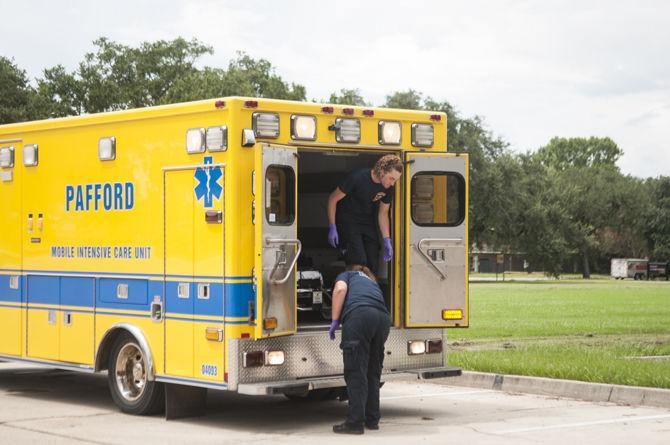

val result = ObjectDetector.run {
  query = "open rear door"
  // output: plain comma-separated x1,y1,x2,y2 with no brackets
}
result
404,152,469,328
253,144,300,338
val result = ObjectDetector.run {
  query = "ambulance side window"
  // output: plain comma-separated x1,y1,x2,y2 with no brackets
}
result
411,172,465,226
265,165,295,225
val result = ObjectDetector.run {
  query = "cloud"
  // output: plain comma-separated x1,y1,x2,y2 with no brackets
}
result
1,0,668,177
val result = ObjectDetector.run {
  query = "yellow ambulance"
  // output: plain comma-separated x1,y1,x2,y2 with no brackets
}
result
0,97,468,417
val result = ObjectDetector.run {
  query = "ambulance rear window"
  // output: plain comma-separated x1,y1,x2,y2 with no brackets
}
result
265,165,295,225
411,172,465,226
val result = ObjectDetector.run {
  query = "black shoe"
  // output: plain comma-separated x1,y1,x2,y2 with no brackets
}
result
333,422,364,435
365,422,379,430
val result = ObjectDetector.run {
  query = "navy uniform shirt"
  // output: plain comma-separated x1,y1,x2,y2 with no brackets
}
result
335,270,389,323
336,168,393,227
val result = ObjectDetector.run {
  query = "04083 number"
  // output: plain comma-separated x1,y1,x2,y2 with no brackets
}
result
201,364,218,376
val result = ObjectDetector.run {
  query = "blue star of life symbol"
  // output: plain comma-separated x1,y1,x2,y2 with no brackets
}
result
194,156,222,208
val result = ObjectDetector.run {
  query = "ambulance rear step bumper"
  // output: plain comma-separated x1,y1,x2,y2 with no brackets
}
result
236,366,461,396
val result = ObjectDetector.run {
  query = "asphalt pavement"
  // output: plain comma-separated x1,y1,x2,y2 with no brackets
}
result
0,362,669,444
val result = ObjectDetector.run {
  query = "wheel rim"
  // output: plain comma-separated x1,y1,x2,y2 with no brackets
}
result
115,342,147,403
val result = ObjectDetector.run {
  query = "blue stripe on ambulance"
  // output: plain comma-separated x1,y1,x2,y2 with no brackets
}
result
1,271,254,319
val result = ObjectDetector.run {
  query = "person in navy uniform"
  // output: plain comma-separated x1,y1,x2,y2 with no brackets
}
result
327,154,403,274
328,264,391,434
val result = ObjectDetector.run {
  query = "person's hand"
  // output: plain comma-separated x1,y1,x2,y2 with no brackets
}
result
328,319,339,340
328,224,339,248
383,237,393,262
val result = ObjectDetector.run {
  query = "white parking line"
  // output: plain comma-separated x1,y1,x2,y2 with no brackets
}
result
495,413,670,434
381,389,492,401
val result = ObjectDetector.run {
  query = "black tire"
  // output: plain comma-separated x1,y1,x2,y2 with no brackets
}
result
108,332,164,415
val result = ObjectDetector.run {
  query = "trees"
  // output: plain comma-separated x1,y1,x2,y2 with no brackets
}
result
35,39,306,117
384,89,423,110
5,39,667,274
165,53,306,104
0,56,37,124
532,137,652,277
535,137,623,171
645,176,670,259
35,37,213,115
327,88,368,106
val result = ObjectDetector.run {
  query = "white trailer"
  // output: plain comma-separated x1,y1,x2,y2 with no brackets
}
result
611,258,648,280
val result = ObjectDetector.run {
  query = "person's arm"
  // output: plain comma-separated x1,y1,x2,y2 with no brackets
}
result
378,202,391,238
331,279,348,322
328,187,346,225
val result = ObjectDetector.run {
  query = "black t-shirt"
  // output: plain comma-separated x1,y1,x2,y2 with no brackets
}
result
336,168,393,226
335,270,389,323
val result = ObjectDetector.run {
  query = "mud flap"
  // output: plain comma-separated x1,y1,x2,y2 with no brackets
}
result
165,383,207,420
416,366,462,379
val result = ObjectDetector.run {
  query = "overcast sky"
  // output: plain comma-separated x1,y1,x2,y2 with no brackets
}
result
1,0,668,178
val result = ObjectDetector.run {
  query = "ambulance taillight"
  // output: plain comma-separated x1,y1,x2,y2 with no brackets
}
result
426,339,443,354
407,340,426,355
265,350,285,366
243,351,264,367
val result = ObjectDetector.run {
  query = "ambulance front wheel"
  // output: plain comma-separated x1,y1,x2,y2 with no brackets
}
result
108,332,164,415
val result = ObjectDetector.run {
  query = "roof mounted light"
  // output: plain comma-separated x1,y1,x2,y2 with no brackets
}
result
0,146,14,168
23,144,38,166
186,128,205,154
291,115,316,140
252,112,280,138
342,108,354,116
330,118,360,143
379,121,401,145
206,126,228,152
98,137,116,161
411,123,434,148
321,106,334,114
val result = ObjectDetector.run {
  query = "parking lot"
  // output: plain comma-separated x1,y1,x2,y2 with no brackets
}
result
1,362,669,444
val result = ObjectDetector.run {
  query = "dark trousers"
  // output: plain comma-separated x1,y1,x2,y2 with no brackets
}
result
340,306,391,426
338,223,380,274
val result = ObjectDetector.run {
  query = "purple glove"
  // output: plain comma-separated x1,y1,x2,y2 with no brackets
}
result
383,237,393,262
328,224,339,248
328,319,339,340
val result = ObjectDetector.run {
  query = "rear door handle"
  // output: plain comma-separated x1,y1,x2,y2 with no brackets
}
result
415,238,462,281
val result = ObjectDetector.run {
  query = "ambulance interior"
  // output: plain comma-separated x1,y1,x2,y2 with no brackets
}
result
295,149,396,329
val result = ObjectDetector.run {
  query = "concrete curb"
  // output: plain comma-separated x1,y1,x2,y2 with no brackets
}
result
433,371,670,409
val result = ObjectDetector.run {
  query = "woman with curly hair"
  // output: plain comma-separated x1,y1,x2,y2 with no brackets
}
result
327,154,402,274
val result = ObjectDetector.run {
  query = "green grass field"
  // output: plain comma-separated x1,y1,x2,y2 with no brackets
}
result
448,279,670,389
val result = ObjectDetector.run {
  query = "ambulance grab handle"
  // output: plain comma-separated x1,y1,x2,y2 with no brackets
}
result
265,238,302,285
415,238,462,281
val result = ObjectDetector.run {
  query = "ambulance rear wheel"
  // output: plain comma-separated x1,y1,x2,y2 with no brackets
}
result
108,332,164,415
